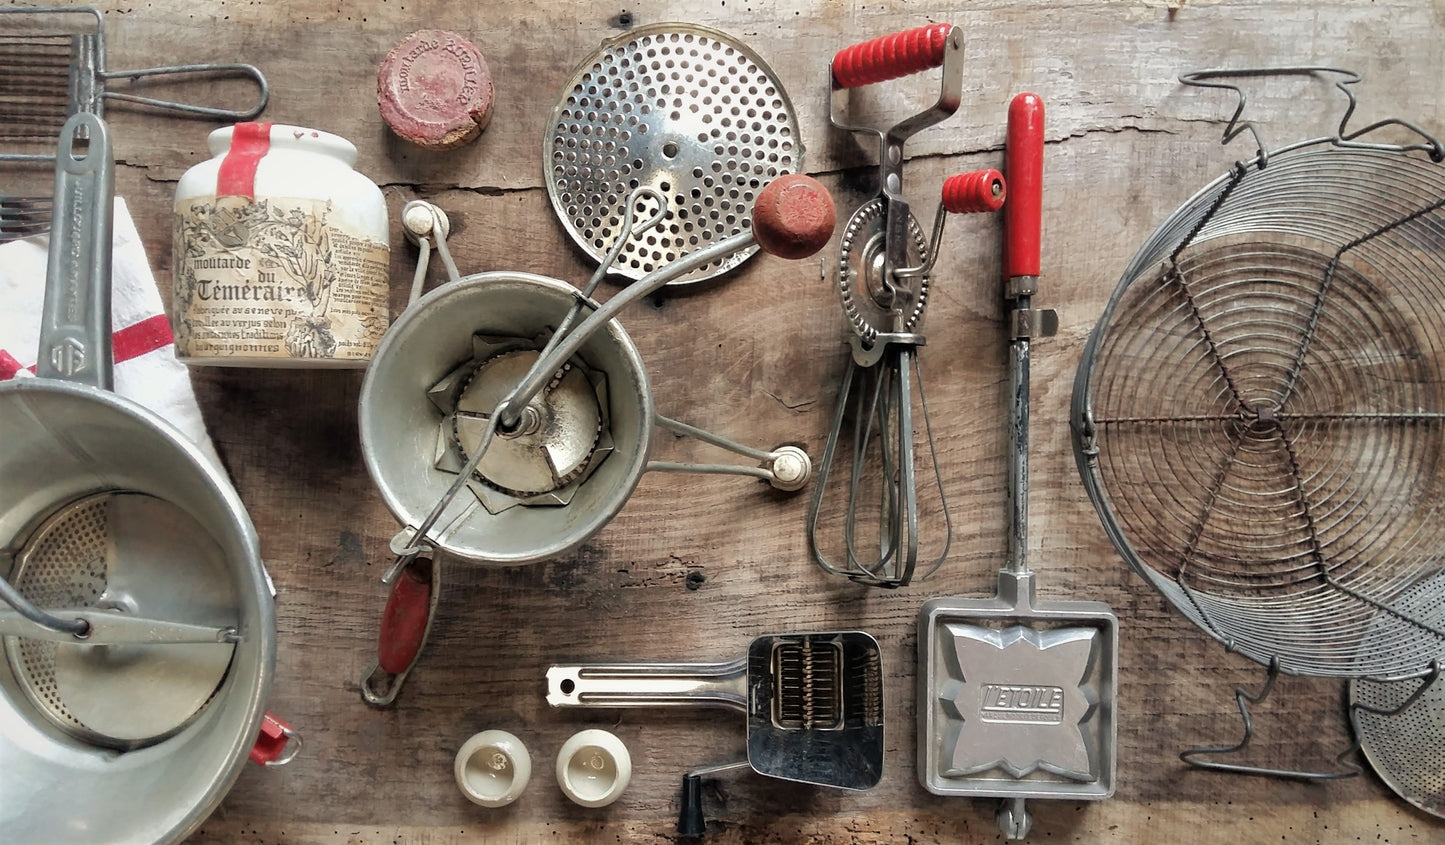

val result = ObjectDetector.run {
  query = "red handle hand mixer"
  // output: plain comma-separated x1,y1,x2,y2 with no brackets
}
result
808,24,1008,588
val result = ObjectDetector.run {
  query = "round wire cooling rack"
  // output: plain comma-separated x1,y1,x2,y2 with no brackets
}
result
544,23,802,287
1072,68,1445,682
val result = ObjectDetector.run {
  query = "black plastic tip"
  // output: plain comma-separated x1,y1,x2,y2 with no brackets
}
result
677,773,706,837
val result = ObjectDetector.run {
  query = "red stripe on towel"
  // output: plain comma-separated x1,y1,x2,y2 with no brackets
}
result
113,314,174,364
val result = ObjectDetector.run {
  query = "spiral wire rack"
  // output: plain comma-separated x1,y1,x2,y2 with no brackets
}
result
1072,67,1445,777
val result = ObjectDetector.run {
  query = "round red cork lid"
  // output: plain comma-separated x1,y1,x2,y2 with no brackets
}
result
377,30,494,150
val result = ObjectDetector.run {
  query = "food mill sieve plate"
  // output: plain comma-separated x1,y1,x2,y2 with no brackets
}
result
1349,574,1445,819
3,492,237,748
544,22,802,286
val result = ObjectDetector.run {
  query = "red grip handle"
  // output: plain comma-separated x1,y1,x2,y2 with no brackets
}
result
942,169,1006,214
831,23,953,89
377,557,434,675
249,712,296,766
1003,93,1045,279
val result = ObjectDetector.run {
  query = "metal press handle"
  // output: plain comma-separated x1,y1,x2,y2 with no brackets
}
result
1003,93,1048,578
545,659,748,710
0,608,237,645
102,62,270,121
37,112,114,390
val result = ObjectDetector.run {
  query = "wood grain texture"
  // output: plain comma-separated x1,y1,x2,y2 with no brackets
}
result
6,0,1445,842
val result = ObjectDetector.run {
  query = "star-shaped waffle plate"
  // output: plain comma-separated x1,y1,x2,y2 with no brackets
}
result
917,571,1118,801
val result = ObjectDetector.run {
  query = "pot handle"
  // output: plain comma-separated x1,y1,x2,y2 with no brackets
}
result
38,112,114,390
250,712,301,767
361,555,440,707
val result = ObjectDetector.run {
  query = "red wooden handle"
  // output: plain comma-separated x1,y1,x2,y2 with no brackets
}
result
1004,92,1045,279
751,174,836,259
831,23,953,89
377,557,434,675
942,169,1006,214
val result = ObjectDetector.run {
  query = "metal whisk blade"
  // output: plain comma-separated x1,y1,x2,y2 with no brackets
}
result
808,344,950,587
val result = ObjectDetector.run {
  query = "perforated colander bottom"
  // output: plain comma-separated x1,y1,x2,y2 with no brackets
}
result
9,495,109,735
3,492,237,748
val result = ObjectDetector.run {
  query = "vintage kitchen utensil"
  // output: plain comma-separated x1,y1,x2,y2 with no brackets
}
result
544,22,802,286
0,6,268,164
808,23,1006,587
359,175,835,705
1347,573,1445,817
556,728,632,808
1352,666,1445,817
547,630,885,818
919,94,1117,840
1072,67,1445,776
455,729,532,808
0,112,290,844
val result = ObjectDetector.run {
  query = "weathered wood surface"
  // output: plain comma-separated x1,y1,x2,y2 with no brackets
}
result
6,0,1445,842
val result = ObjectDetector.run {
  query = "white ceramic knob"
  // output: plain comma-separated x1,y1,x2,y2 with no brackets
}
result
768,445,812,491
555,729,631,808
455,730,531,807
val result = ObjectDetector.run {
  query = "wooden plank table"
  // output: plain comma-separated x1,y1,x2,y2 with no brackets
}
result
6,0,1445,842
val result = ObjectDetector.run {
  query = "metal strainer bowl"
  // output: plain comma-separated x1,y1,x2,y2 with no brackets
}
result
1072,74,1445,681
544,22,802,286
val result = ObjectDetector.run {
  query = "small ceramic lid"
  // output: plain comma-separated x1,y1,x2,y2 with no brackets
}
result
555,729,631,808
378,30,494,150
455,730,531,807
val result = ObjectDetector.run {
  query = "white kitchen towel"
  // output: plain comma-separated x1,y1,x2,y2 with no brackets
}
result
0,197,224,469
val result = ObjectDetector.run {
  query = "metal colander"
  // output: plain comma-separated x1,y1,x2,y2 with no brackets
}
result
1072,70,1445,681
544,22,802,286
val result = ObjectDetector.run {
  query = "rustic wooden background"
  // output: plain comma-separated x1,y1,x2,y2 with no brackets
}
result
7,0,1445,842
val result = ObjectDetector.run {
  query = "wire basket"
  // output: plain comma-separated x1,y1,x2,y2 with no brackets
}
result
1073,68,1445,682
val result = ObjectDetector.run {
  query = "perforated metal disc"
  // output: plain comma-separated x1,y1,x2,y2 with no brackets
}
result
1350,577,1445,818
544,23,802,286
3,492,237,748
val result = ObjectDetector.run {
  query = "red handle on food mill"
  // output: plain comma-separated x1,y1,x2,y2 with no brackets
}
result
942,169,1006,214
1003,92,1045,279
249,712,300,767
831,23,953,89
377,557,434,674
750,173,837,260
